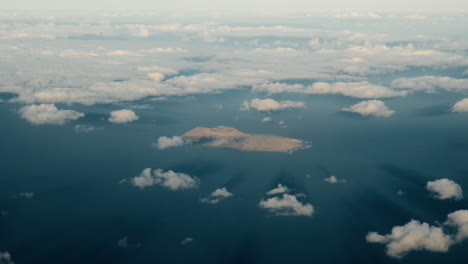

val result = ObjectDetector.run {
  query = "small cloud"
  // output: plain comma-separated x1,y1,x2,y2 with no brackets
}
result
426,178,463,200
20,104,84,125
259,193,314,216
181,237,193,245
241,99,304,112
74,124,102,133
19,192,34,198
131,168,199,190
200,187,233,204
323,176,346,184
279,120,287,128
0,251,14,264
266,184,290,195
397,190,405,196
452,98,468,112
261,116,272,123
153,136,187,150
342,100,395,117
108,109,139,124
117,237,128,248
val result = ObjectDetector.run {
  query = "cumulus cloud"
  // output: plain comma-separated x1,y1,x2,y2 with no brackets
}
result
367,210,468,259
131,168,199,190
108,109,139,123
323,176,346,183
154,136,187,150
241,99,305,111
19,192,34,198
200,187,233,204
426,178,463,200
259,194,314,216
452,98,468,112
266,184,290,195
0,251,14,264
19,104,84,125
391,76,468,93
342,100,395,117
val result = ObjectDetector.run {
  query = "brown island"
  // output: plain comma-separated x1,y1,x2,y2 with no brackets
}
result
182,126,308,152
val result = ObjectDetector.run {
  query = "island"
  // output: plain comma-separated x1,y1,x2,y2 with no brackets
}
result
182,126,308,152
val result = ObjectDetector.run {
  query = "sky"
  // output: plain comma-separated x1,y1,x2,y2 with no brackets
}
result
3,0,468,12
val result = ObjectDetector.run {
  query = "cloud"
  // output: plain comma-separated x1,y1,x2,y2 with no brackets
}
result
200,187,233,204
131,168,199,190
259,194,314,216
138,66,178,75
241,99,305,111
108,109,139,123
366,220,452,258
324,176,346,183
147,72,165,81
154,136,187,150
426,178,463,200
261,116,272,122
181,237,193,245
74,124,102,133
452,98,468,112
367,210,468,259
19,192,34,198
266,184,290,195
117,237,128,248
342,100,395,117
391,76,468,93
0,252,14,264
19,104,84,125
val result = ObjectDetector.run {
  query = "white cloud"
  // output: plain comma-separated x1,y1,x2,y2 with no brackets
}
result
261,116,272,123
306,82,408,98
107,50,141,56
445,210,468,242
74,124,101,133
259,193,314,216
323,176,346,183
108,109,139,123
0,251,14,264
154,136,187,150
366,220,452,258
19,104,84,125
200,187,233,204
19,192,34,198
181,237,193,245
391,76,468,93
131,168,199,190
342,100,395,117
367,210,468,259
426,178,463,200
138,66,178,75
452,98,468,112
147,72,165,82
241,99,304,111
266,184,290,195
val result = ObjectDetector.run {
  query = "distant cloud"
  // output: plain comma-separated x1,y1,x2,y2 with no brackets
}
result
108,109,139,123
367,210,468,258
181,237,193,245
117,237,128,248
261,117,272,123
323,176,346,183
19,192,34,198
452,98,468,112
200,187,233,204
391,76,468,93
397,190,405,196
259,185,313,216
266,184,290,195
74,124,102,133
241,99,304,111
20,104,84,125
131,168,199,190
342,100,395,117
154,136,187,150
0,251,14,264
426,178,463,200
259,194,314,216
